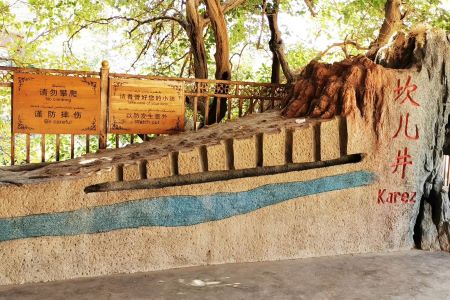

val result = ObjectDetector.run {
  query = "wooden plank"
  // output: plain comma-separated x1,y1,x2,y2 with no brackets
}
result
41,134,45,162
193,96,198,131
55,134,60,161
86,134,90,154
10,134,15,166
99,61,109,149
2,66,289,91
227,97,232,120
0,65,99,76
184,92,285,101
194,81,200,130
10,85,14,166
205,96,210,126
26,134,30,163
236,85,242,117
85,154,362,193
109,72,290,87
108,78,185,134
215,98,221,124
70,134,75,159
12,73,101,134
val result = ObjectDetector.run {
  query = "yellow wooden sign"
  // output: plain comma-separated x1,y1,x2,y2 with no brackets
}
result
13,73,101,134
109,78,185,134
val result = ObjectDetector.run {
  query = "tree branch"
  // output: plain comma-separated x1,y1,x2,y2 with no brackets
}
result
315,40,369,60
222,0,247,14
229,42,249,73
304,0,317,17
180,50,191,77
202,0,246,28
128,23,164,71
129,15,188,32
266,0,294,83
160,51,190,73
256,0,267,50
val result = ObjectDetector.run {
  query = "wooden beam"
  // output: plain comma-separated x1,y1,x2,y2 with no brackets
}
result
85,154,363,193
99,60,110,149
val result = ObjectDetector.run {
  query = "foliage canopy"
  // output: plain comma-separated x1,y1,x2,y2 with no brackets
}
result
0,0,449,164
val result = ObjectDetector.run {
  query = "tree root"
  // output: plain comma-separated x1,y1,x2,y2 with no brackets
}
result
282,55,390,137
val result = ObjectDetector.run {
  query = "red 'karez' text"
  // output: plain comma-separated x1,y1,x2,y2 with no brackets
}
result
377,189,416,204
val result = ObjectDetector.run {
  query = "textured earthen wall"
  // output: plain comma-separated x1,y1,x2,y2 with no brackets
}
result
0,115,408,286
0,29,449,286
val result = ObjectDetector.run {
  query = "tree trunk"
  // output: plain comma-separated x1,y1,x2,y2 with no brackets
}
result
184,0,209,125
270,46,281,84
204,0,231,124
266,0,294,84
266,4,280,84
366,0,402,59
186,0,208,80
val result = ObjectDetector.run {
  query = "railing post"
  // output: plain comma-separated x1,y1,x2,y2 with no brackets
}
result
99,60,109,149
193,81,199,131
10,83,14,165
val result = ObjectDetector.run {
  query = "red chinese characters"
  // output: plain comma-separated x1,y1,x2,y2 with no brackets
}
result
390,75,420,179
391,148,413,179
379,75,420,204
392,113,419,140
394,76,419,107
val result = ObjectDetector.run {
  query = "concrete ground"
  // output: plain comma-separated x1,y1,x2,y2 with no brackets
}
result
0,250,450,300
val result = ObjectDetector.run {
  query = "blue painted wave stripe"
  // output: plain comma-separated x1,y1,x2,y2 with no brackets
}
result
0,171,375,242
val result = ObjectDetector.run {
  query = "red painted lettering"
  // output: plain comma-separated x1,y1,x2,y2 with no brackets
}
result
391,148,413,179
378,189,386,204
401,192,409,203
392,113,419,140
393,192,401,203
394,75,419,107
376,189,416,204
410,192,417,203
387,192,394,203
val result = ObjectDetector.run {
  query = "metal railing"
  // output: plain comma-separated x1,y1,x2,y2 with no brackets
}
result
0,64,290,166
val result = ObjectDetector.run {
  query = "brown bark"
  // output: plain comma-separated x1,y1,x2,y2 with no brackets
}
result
204,0,232,81
204,0,232,123
184,0,245,125
367,0,402,59
282,55,390,140
185,0,208,79
183,0,210,124
304,0,317,17
265,0,294,84
266,2,280,84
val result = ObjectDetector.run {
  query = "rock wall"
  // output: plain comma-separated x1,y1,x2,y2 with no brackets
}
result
382,30,450,252
283,28,450,252
0,29,449,285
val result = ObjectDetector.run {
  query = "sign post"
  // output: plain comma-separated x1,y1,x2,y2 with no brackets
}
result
109,78,185,134
12,73,101,134
99,61,109,149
